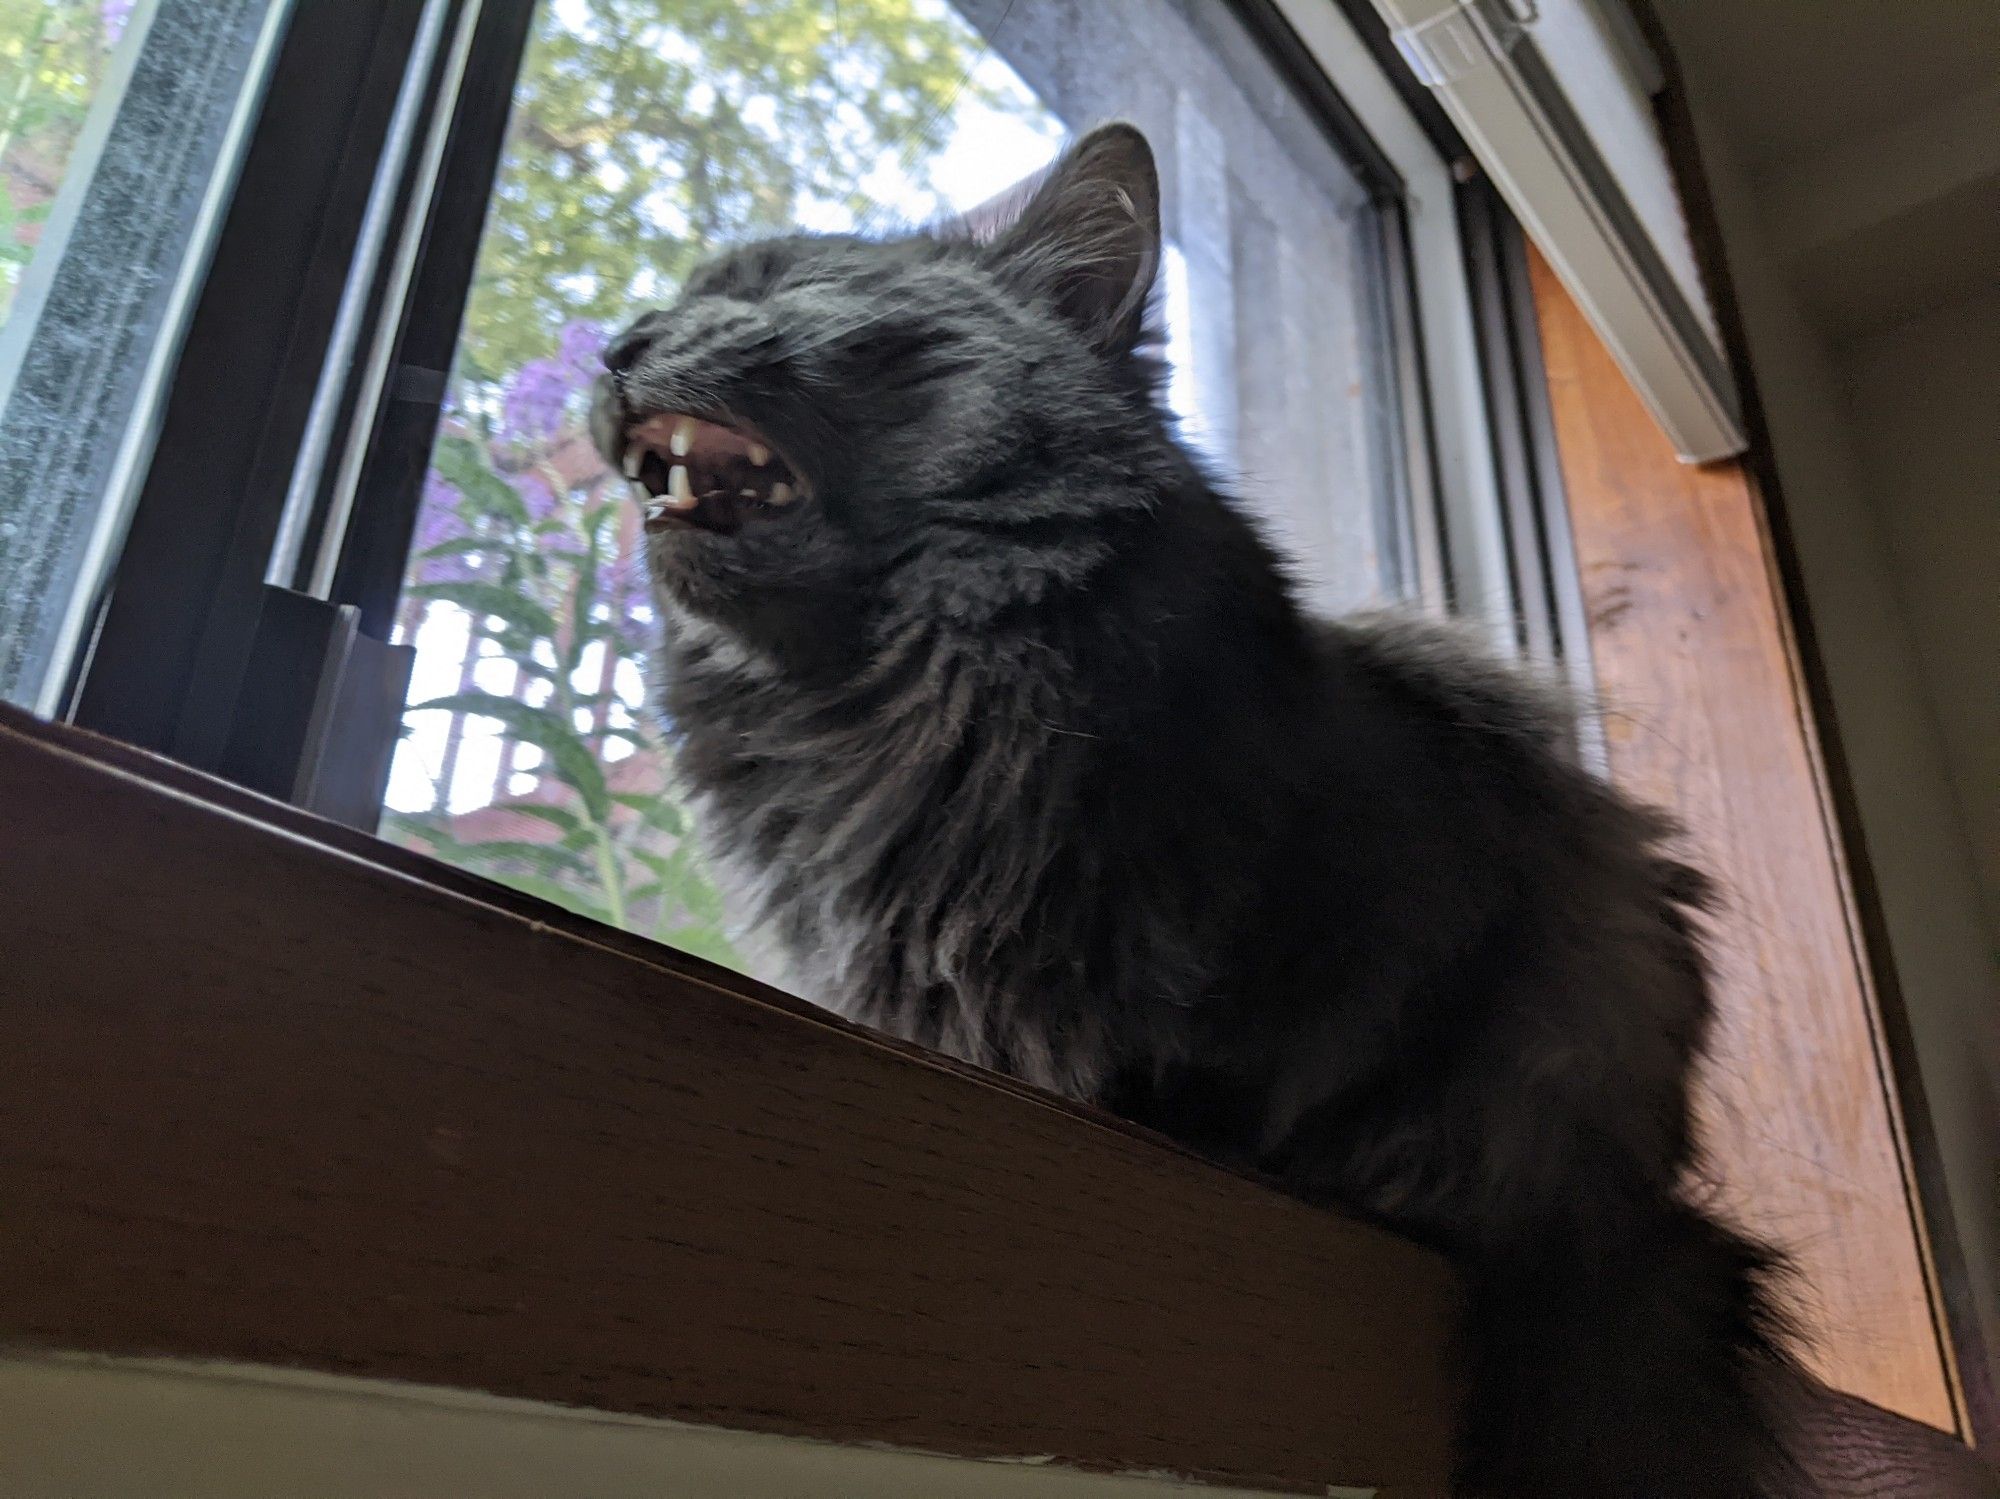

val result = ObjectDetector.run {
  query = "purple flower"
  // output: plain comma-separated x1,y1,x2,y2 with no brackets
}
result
502,357,572,442
558,320,608,378
413,473,478,584
603,555,653,638
497,323,606,445
514,472,558,523
415,473,461,544
100,0,134,45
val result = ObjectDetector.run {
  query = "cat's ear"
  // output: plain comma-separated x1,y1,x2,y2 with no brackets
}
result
985,123,1160,355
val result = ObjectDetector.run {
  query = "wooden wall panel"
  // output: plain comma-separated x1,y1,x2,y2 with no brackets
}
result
1528,249,1961,1431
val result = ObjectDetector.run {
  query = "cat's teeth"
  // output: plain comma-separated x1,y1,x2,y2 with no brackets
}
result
666,463,697,509
621,447,643,479
768,480,794,505
669,417,695,457
747,442,770,467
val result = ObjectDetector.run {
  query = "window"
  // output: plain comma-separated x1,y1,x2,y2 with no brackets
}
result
380,0,1069,962
374,0,1441,960
40,0,1569,974
0,0,288,712
954,0,1418,612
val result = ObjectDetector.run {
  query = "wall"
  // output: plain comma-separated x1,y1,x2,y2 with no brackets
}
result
0,1354,1330,1499
1842,289,2000,940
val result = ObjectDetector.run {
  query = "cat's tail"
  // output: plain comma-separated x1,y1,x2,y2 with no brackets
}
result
1454,1195,1804,1498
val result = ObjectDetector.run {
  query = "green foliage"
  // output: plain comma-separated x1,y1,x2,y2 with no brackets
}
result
0,0,122,319
392,426,715,952
459,0,1007,380
412,690,614,823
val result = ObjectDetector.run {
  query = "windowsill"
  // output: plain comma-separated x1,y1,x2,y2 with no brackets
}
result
0,702,1459,1497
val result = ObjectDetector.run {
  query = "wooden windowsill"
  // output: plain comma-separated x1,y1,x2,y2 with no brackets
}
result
11,703,1991,1497
0,703,1459,1497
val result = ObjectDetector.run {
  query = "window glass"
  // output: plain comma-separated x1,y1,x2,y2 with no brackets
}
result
382,0,1406,966
0,0,287,710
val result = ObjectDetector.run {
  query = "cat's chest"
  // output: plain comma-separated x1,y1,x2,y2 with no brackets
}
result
671,693,961,902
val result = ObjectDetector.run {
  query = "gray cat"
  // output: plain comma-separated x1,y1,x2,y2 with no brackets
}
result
593,124,1800,1497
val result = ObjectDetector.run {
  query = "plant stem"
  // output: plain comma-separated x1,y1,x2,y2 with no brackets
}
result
592,825,627,930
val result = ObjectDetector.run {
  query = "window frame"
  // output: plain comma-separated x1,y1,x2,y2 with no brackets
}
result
323,0,1496,647
1265,0,1509,634
0,0,299,720
57,0,1592,820
64,0,486,756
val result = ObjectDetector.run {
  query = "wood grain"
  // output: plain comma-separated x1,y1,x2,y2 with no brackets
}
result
0,706,1458,1498
1528,249,1960,1431
1782,1372,2000,1498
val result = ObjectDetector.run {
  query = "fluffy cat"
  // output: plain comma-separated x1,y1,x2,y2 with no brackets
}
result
592,123,1802,1497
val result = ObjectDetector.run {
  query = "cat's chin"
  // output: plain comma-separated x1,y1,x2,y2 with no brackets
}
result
618,411,809,535
642,495,748,537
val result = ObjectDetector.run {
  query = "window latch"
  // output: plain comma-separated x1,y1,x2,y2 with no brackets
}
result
218,587,414,832
1390,0,1538,88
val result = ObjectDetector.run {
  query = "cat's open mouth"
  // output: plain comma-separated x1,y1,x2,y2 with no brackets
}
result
620,412,809,534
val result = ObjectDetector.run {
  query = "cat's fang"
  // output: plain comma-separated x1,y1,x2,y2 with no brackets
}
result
768,481,795,505
669,417,695,457
621,447,643,479
747,443,770,467
666,463,697,509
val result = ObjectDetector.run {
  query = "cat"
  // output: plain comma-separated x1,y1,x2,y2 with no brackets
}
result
592,123,1803,1497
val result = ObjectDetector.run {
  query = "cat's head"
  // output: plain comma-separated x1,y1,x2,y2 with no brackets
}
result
591,124,1172,644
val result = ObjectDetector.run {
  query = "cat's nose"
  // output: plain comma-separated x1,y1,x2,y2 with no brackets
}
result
597,315,670,459
603,313,669,376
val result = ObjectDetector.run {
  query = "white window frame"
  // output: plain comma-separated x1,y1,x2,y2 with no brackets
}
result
1269,0,1519,648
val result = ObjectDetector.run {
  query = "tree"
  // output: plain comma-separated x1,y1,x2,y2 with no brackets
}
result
387,0,1037,970
0,0,126,318
462,0,1013,380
